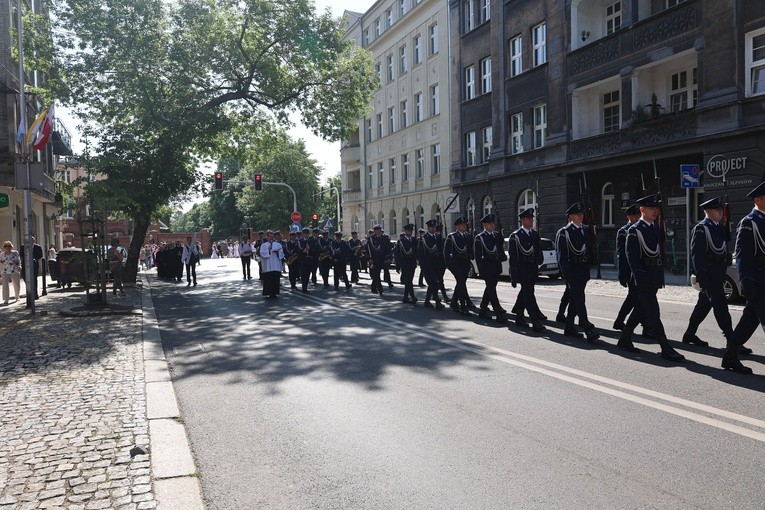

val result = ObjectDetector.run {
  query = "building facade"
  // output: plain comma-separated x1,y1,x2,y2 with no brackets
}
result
0,0,71,250
341,0,453,235
450,0,765,270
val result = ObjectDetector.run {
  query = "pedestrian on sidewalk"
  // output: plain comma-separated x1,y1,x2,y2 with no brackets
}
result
240,236,253,280
19,236,43,300
1,241,22,304
108,238,127,296
182,236,201,286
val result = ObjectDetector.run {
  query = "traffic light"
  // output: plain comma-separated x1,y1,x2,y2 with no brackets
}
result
254,173,262,191
312,213,319,227
214,172,223,190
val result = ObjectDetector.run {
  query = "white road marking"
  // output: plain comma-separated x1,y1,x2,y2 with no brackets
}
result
293,291,765,444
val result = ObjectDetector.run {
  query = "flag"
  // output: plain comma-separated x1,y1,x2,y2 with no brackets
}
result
15,118,25,144
25,107,48,148
32,104,55,151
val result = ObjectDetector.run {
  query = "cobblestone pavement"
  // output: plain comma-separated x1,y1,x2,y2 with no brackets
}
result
0,285,157,510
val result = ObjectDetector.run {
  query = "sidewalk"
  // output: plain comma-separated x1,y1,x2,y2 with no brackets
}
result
0,276,203,510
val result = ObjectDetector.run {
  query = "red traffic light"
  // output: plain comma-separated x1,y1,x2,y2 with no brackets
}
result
214,172,223,190
312,213,319,221
254,173,262,191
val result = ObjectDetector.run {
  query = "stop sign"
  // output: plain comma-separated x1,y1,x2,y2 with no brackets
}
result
291,211,302,223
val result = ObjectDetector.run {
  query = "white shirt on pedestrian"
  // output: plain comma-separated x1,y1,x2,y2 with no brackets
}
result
259,240,284,273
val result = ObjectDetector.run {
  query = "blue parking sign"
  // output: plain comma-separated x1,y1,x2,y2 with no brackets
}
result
681,164,700,188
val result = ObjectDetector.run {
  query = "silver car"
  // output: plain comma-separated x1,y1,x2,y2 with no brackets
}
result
470,237,560,279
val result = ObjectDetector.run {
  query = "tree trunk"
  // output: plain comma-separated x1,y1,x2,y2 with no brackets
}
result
124,219,149,285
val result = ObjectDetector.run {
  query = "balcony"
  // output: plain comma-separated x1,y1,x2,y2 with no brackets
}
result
343,189,362,203
340,143,360,164
12,162,57,203
52,118,74,156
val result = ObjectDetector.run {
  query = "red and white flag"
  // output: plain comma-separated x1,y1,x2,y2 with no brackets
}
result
32,104,55,151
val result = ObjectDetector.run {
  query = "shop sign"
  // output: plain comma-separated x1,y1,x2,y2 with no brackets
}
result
705,154,748,179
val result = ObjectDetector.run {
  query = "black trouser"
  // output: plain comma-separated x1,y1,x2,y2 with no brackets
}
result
333,260,349,288
319,259,331,285
288,262,300,288
450,265,470,308
480,274,502,312
383,266,392,285
686,281,732,336
311,260,318,283
615,291,634,325
349,256,359,282
515,281,542,319
625,285,667,340
401,264,416,301
558,285,570,317
241,255,251,279
438,266,449,300
370,260,383,293
731,293,765,347
300,258,313,291
564,280,590,331
422,265,440,303
185,263,197,284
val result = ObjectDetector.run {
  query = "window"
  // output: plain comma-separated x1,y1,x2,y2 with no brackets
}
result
386,9,393,28
601,182,615,227
533,23,546,67
482,126,492,162
670,68,698,112
746,29,765,97
464,66,476,101
400,100,408,129
511,113,524,154
387,55,395,82
414,35,422,65
388,106,395,134
431,143,441,175
464,0,475,33
465,131,477,166
533,104,547,149
606,2,621,35
402,208,410,227
378,162,384,187
482,196,493,216
603,90,620,132
416,149,424,178
402,154,410,181
375,63,382,83
364,29,370,47
366,118,372,142
400,0,407,17
480,0,491,23
375,18,381,37
466,198,476,229
430,84,440,116
510,36,523,77
377,113,383,138
417,205,425,229
415,92,424,122
480,57,492,94
389,158,397,184
518,189,537,228
429,24,439,55
367,165,373,189
400,45,408,74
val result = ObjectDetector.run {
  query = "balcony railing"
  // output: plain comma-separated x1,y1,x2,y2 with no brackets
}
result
52,118,73,156
343,189,362,203
340,144,361,164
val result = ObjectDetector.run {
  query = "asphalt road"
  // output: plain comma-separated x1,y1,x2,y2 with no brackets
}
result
150,258,765,510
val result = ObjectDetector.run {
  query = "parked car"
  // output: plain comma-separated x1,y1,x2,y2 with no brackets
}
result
470,237,560,279
691,265,742,304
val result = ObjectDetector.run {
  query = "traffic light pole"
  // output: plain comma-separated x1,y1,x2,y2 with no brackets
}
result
221,179,298,213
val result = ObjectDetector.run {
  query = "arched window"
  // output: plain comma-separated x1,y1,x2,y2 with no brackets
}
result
466,198,476,231
351,214,359,233
368,212,376,231
416,205,425,229
389,209,397,234
518,189,538,228
432,203,441,224
379,211,385,232
601,182,614,227
483,196,493,216
402,207,410,228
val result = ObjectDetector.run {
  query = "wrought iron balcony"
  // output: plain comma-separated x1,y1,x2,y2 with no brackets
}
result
52,118,73,156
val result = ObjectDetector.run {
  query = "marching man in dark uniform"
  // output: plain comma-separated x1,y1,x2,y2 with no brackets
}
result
330,232,352,290
318,230,332,287
444,216,473,316
682,197,735,348
509,208,546,332
418,219,445,310
475,214,508,323
613,204,641,330
395,224,418,303
367,225,390,295
435,223,450,304
284,231,301,290
723,182,765,374
556,203,599,341
297,228,313,293
348,231,362,284
618,194,684,361
308,228,322,285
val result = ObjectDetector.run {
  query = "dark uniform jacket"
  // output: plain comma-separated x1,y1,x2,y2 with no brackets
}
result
626,219,664,290
444,231,473,272
734,208,765,301
690,217,728,288
556,223,590,283
616,221,633,286
330,239,349,265
418,233,443,268
307,236,321,258
367,235,391,264
508,227,541,285
474,230,506,277
395,236,418,270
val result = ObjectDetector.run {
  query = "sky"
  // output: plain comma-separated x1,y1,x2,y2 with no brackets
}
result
59,0,376,212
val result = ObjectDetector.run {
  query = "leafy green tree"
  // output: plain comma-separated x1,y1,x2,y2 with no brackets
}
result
54,0,376,283
314,174,343,232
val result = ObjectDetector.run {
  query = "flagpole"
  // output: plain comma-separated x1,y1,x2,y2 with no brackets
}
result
17,0,35,313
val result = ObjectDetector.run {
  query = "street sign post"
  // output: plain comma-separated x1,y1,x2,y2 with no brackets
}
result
680,164,700,188
291,211,302,223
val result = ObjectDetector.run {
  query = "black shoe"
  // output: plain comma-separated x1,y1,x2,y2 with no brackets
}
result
403,298,412,304
563,328,582,338
515,318,530,328
460,307,472,317
450,304,460,313
378,291,384,296
435,302,445,310
411,298,418,305
495,314,508,324
193,282,197,286
442,297,451,305
346,282,351,289
532,313,547,321
721,356,753,374
555,314,566,324
291,286,297,290
388,283,394,288
243,276,247,280
682,334,709,347
478,309,491,319
641,330,656,339
617,339,640,353
585,329,600,342
532,322,547,333
187,282,191,286
424,301,434,309
739,345,753,355
612,320,625,331
660,348,685,362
